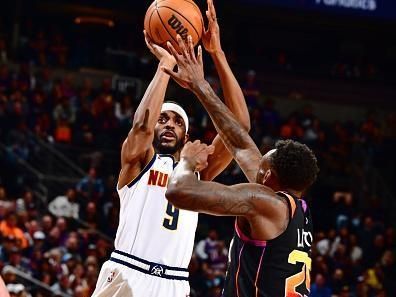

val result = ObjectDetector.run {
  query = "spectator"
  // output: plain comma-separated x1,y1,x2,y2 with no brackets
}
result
380,250,396,296
114,94,134,125
0,213,28,249
40,215,54,235
81,202,101,230
242,69,261,108
6,247,31,275
31,230,46,253
331,268,347,295
48,188,79,219
195,229,220,261
15,190,37,218
310,273,332,297
55,217,69,246
6,283,30,297
76,168,104,203
280,113,304,140
1,266,17,286
349,234,363,263
51,273,73,296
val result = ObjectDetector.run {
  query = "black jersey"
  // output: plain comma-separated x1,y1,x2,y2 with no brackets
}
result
222,191,313,297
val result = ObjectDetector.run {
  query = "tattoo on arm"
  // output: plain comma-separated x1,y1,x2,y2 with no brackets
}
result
167,160,285,218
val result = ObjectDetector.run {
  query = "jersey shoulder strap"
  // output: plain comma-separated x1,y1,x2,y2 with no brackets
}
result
276,191,297,219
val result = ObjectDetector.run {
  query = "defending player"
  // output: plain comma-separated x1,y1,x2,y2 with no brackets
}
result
162,34,319,296
91,1,250,296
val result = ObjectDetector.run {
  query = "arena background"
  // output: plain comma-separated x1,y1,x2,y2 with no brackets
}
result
0,0,395,296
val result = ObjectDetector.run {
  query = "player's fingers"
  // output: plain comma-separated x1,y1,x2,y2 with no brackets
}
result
151,44,163,54
208,0,217,20
144,31,154,51
205,10,213,27
166,41,184,65
207,144,215,155
163,70,187,89
160,66,178,79
187,36,197,64
197,46,203,65
199,162,209,171
143,30,151,43
176,35,190,62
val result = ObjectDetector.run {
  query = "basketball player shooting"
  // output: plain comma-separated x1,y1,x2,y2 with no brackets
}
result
91,1,250,296
162,33,320,296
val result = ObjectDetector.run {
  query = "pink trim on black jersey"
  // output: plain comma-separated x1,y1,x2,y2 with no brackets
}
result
236,242,245,297
255,247,266,297
300,199,307,213
235,220,267,247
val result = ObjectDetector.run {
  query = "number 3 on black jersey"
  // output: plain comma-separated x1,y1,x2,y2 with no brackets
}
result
163,202,179,230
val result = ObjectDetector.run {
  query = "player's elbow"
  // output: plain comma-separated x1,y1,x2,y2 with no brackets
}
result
165,186,184,208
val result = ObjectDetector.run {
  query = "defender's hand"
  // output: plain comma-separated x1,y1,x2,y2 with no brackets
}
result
181,140,215,172
202,0,222,55
144,30,176,67
161,35,206,91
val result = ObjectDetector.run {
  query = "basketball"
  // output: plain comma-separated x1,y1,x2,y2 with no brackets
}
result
144,0,204,52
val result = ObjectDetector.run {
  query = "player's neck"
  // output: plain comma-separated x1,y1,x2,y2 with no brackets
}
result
172,151,181,162
156,149,181,161
285,189,302,199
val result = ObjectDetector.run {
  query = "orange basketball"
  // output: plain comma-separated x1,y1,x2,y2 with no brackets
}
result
144,0,204,53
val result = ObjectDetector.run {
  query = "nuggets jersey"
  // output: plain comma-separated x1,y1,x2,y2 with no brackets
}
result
223,192,313,297
115,153,199,269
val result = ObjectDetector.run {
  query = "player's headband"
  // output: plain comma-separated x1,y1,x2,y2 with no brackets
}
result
161,102,189,132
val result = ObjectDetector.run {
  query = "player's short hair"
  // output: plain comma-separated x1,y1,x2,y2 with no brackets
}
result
270,140,319,191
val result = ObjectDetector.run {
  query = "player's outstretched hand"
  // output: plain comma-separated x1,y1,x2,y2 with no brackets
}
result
202,0,222,55
144,30,176,67
181,140,215,172
161,34,206,92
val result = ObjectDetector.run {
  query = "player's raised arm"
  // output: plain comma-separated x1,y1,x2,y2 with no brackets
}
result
118,32,176,188
199,0,251,181
166,141,288,240
162,36,261,183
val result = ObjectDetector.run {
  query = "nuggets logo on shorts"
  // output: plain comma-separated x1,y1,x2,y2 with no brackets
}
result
107,271,116,283
151,265,164,277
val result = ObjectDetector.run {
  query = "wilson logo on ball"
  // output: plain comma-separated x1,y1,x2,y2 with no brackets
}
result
167,15,188,40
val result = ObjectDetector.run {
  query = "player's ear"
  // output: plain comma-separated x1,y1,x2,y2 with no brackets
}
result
263,169,271,184
184,133,189,144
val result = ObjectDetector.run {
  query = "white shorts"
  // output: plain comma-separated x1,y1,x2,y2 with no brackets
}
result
91,260,191,297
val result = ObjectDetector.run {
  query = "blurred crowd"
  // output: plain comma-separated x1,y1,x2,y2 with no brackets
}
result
1,15,392,84
0,17,395,297
0,59,394,297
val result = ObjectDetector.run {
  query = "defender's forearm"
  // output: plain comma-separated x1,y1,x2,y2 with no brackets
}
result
193,81,256,155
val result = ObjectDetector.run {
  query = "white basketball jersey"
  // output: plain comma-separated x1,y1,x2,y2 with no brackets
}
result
115,154,199,268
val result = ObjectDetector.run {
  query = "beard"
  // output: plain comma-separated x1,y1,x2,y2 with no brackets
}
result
153,133,185,155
